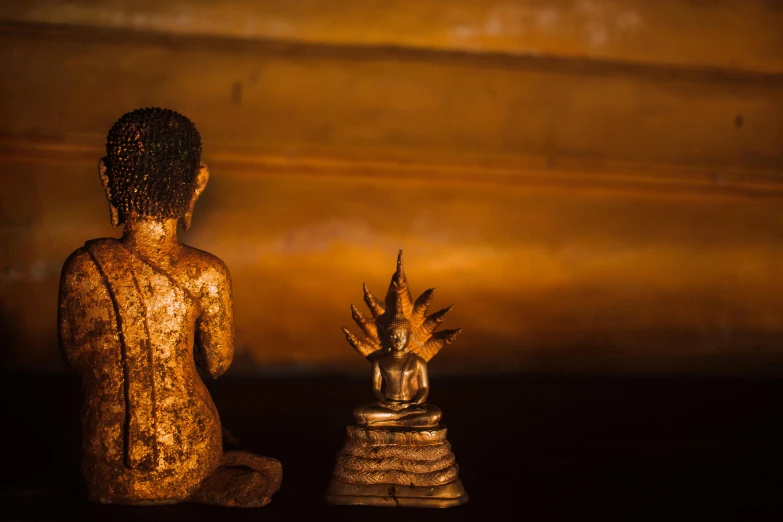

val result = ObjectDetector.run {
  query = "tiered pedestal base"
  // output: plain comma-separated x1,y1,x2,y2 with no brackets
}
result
326,425,468,508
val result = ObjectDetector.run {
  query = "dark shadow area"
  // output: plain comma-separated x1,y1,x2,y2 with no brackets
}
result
1,372,782,520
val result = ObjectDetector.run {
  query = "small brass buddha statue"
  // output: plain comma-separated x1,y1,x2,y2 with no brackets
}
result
352,312,442,428
58,108,282,507
327,251,468,507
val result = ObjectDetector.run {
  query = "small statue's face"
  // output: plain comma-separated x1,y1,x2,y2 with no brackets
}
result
388,327,410,352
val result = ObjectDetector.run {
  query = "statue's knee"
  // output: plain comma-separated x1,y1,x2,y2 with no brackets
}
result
428,405,442,424
352,406,367,423
353,404,381,424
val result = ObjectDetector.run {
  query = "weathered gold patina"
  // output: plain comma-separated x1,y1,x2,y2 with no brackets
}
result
327,252,468,507
58,108,282,507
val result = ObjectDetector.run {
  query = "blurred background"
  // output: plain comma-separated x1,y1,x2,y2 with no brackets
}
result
1,0,782,375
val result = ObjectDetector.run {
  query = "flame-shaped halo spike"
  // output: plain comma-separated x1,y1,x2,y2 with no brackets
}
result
419,328,462,361
384,250,414,317
362,283,385,318
347,251,461,363
411,288,435,328
351,304,380,344
341,326,378,358
420,304,454,336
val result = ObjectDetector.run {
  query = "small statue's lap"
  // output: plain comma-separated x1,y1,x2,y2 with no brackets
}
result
353,402,442,427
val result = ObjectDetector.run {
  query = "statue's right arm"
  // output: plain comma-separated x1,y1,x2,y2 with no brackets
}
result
372,361,385,403
194,257,234,379
413,357,430,404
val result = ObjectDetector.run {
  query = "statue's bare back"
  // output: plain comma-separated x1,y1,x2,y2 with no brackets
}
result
58,108,281,507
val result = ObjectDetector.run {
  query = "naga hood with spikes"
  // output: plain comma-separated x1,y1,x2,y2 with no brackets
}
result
341,250,462,362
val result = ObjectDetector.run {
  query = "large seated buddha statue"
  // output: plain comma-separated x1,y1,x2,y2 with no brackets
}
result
327,252,469,508
58,108,282,507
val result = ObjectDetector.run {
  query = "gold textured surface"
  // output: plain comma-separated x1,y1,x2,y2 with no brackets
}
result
328,254,467,507
57,109,282,506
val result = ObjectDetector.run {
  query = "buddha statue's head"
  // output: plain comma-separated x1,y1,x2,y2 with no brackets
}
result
386,312,412,354
99,107,209,230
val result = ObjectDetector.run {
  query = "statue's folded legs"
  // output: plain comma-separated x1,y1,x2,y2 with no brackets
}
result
354,402,443,427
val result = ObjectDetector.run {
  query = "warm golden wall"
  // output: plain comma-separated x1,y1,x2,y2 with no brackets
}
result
1,1,782,373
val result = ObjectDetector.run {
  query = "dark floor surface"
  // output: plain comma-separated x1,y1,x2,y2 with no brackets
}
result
1,373,782,520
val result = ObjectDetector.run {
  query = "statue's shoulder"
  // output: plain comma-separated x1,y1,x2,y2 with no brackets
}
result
61,238,117,277
410,352,427,367
178,245,232,286
59,239,120,299
83,237,117,250
60,246,91,279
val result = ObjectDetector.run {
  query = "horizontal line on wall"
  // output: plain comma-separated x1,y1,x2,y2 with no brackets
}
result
1,20,782,88
1,134,782,200
7,351,783,376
